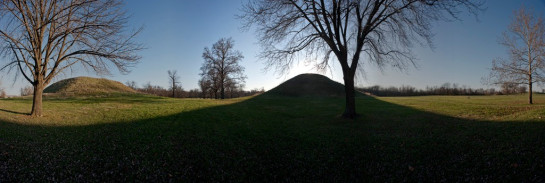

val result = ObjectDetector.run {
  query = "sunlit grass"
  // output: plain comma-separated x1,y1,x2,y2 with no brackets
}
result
0,94,246,126
380,94,545,121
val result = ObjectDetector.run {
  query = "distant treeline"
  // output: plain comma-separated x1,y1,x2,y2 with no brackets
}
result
126,81,264,99
357,83,529,97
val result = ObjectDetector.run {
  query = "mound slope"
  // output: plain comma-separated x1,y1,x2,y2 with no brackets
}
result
266,73,347,97
44,77,136,95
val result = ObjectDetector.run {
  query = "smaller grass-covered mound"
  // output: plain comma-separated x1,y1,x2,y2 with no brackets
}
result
44,77,136,96
266,73,347,97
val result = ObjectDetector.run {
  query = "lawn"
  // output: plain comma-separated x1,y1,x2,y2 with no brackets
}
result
1,94,545,181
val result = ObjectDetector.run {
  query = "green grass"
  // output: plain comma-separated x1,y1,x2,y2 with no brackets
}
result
1,94,545,181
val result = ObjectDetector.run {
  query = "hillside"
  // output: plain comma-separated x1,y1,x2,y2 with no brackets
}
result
44,77,136,95
266,73,348,97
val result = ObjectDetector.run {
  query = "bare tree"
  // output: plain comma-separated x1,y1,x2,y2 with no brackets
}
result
168,70,180,98
486,7,545,104
0,80,5,98
199,66,219,98
198,78,210,98
240,0,482,118
125,80,137,90
20,85,33,96
0,0,142,116
200,38,246,99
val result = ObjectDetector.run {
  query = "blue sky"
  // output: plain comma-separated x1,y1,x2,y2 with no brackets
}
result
2,0,545,95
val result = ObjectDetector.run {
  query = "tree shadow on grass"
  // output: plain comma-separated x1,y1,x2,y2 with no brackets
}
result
0,108,29,115
1,95,545,182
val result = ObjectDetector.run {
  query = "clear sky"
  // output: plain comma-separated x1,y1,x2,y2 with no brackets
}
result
2,0,545,95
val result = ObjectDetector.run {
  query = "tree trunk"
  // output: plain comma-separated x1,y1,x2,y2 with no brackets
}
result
220,86,225,99
220,77,225,99
342,74,357,119
31,83,44,117
529,82,533,104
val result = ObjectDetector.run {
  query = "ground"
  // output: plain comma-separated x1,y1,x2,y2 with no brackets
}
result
1,93,545,181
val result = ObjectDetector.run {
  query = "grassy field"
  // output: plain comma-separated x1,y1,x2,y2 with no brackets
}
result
1,93,545,181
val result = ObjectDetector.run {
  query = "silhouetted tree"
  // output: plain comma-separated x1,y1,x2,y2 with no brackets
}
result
486,7,545,104
241,0,482,118
0,0,142,116
168,70,181,97
198,78,211,98
125,81,138,90
200,38,246,99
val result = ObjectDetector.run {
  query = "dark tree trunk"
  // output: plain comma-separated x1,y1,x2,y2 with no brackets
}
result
342,74,357,119
220,75,225,99
31,83,44,117
220,85,225,99
529,81,533,104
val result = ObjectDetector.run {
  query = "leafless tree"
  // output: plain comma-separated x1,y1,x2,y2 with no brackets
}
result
0,0,142,116
20,85,33,96
198,78,211,98
240,0,482,118
199,67,219,99
486,7,545,104
125,80,137,90
0,80,5,98
200,38,246,99
168,70,180,98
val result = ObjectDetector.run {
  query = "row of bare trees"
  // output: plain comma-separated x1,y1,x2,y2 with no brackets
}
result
125,80,263,99
359,83,528,97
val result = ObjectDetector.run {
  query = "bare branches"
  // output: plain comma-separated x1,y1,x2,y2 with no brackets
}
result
0,0,143,86
488,8,545,85
0,0,142,116
486,7,545,104
241,0,482,118
240,0,483,76
200,38,246,99
168,70,180,97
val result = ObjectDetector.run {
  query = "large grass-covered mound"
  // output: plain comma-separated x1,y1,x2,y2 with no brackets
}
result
266,73,347,97
44,77,136,95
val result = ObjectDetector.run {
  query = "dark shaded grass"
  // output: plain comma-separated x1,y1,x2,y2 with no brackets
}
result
1,95,545,182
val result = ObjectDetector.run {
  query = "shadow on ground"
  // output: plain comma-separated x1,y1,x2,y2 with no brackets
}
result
1,95,545,182
0,108,29,115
